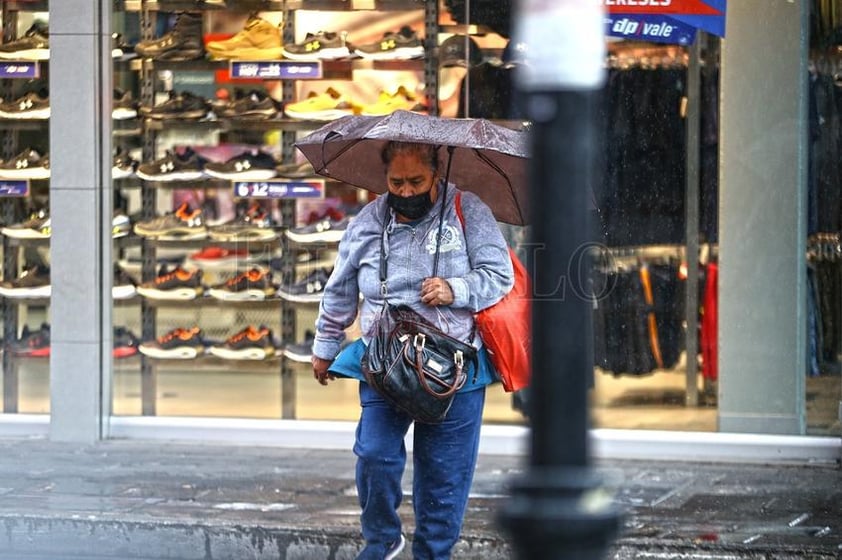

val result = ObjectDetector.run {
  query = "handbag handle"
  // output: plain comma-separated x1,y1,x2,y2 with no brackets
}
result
403,338,466,397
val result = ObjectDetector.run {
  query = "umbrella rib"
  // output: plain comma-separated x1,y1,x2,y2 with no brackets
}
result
319,135,360,175
473,148,525,224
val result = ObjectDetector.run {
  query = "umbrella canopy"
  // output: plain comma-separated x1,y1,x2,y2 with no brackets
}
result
294,110,530,225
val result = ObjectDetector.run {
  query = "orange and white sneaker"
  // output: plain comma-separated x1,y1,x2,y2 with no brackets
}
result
284,87,357,121
139,326,205,359
133,202,207,240
136,265,204,300
360,86,425,116
208,267,276,301
209,325,276,360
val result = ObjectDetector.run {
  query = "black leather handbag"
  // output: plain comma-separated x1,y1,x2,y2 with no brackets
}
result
361,191,477,423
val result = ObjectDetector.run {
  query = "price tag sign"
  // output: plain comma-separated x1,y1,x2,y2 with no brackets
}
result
234,179,325,199
0,180,29,197
230,60,323,80
0,62,39,79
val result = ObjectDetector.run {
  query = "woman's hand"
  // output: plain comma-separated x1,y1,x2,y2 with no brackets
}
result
421,277,454,307
312,356,335,386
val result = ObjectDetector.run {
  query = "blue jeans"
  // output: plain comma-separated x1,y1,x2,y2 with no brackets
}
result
353,382,486,560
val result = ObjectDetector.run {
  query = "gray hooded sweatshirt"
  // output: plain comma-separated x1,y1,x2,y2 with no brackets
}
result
313,183,514,361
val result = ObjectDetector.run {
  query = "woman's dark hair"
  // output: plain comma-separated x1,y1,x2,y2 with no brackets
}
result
380,141,439,172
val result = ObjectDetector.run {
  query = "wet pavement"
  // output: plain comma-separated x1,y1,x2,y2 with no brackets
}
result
0,438,839,559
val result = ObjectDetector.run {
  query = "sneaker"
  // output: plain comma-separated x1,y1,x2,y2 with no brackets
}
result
0,21,49,61
111,33,134,59
185,246,250,268
0,148,49,180
139,90,211,120
209,325,276,360
283,330,315,362
283,87,356,121
139,326,204,359
113,326,140,359
277,267,330,303
0,90,50,120
285,213,349,244
208,204,277,242
112,210,132,238
206,15,283,61
275,160,315,179
282,30,351,61
113,263,137,299
133,202,207,240
112,148,139,179
1,208,50,239
360,85,423,116
215,90,280,120
113,88,139,120
136,265,204,300
0,264,50,298
136,148,206,182
384,535,406,560
203,149,278,181
134,12,205,61
354,26,424,60
10,323,50,357
208,267,275,301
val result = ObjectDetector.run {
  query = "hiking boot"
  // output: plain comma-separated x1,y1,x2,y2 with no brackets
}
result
139,326,205,359
134,12,205,61
281,30,351,61
206,15,283,60
208,267,276,301
139,90,210,120
133,202,207,240
209,325,276,360
0,21,49,61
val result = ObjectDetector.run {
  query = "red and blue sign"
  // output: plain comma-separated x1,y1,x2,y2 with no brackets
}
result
604,0,726,45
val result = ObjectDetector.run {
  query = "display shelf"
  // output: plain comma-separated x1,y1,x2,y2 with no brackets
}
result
0,296,50,305
3,1,49,11
0,236,50,248
0,120,49,131
287,0,424,10
141,295,284,307
144,237,281,251
142,118,222,131
124,0,285,11
140,352,284,365
140,178,231,189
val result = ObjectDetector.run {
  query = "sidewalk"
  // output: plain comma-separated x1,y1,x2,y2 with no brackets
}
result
0,437,839,559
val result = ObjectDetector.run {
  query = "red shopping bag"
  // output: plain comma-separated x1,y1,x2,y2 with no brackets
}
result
455,194,531,392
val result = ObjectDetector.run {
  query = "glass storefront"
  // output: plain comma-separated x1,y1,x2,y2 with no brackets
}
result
0,0,838,443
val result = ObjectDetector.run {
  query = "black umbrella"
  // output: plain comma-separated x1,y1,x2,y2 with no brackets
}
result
294,110,530,225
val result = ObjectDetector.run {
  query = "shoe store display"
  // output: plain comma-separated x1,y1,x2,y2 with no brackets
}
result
203,149,278,181
282,330,315,362
277,267,331,303
0,264,51,298
208,203,278,242
9,323,51,357
354,26,424,60
1,209,50,239
0,90,50,120
136,265,204,300
139,90,211,121
113,263,137,300
281,30,351,61
208,267,276,301
0,148,49,180
0,21,49,61
283,87,356,121
285,209,349,244
214,90,280,120
113,327,141,359
209,325,276,360
138,326,205,359
185,246,250,268
134,12,205,61
133,202,207,240
112,148,139,179
112,88,139,120
136,148,207,182
360,85,423,116
206,15,283,60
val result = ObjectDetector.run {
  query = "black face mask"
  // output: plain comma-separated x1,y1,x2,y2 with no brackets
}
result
387,191,434,220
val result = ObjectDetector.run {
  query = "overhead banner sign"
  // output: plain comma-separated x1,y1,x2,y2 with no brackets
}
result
604,0,725,44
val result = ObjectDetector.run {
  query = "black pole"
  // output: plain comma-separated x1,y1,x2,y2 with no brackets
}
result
499,1,622,557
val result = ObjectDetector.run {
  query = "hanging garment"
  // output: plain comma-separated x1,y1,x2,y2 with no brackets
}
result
700,261,718,381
